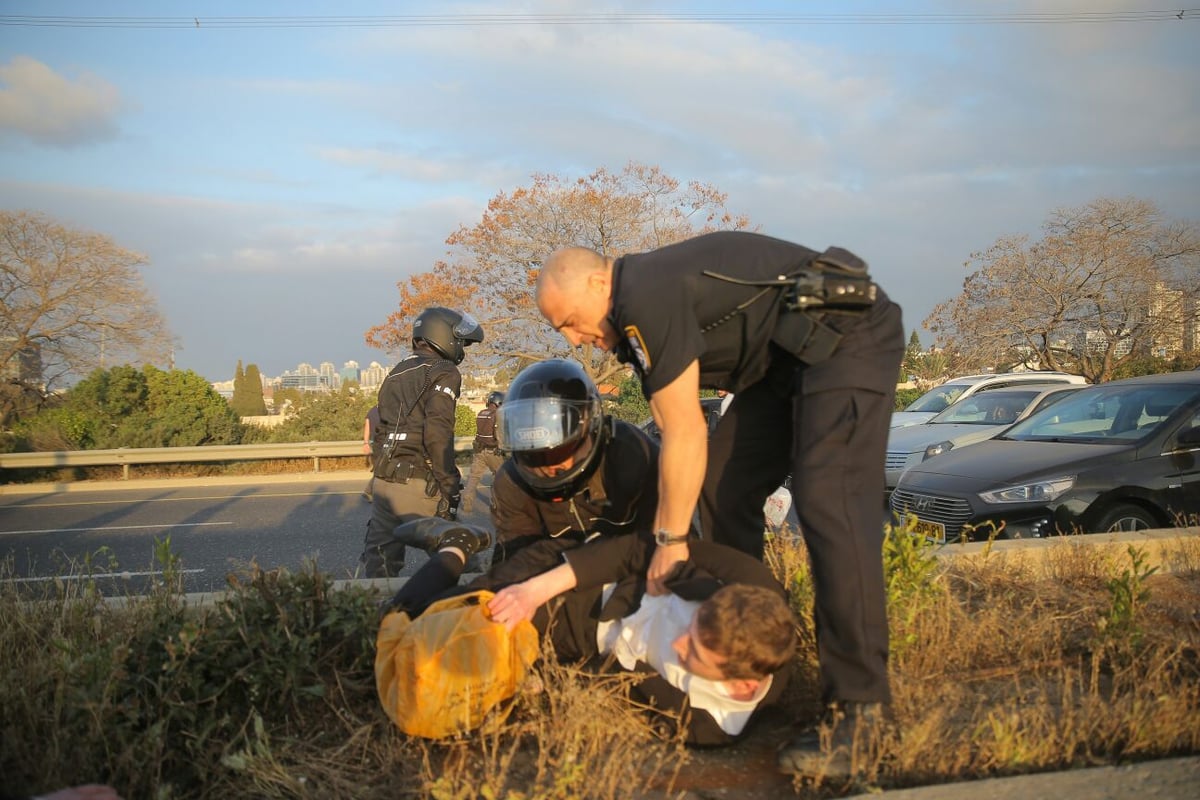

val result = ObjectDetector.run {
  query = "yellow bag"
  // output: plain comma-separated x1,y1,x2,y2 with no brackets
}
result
375,589,540,739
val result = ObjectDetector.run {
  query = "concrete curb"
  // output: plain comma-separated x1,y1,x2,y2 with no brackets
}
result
844,755,1200,800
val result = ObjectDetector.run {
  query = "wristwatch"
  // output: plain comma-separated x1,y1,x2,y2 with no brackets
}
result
655,529,689,546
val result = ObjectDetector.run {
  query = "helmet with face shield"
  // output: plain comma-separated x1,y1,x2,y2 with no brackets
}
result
412,307,484,365
496,359,608,502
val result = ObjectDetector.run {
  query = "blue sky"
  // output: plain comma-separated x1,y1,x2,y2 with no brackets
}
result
2,1,1197,383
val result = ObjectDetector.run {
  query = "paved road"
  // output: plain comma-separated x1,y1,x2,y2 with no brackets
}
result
0,471,496,595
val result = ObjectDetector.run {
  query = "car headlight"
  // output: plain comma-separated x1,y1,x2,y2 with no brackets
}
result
923,441,954,460
979,476,1076,504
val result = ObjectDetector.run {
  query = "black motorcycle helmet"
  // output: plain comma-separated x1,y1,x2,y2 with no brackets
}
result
486,391,505,407
413,307,484,365
496,359,609,502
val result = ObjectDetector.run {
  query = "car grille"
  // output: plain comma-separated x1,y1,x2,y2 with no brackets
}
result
884,451,910,471
890,488,973,542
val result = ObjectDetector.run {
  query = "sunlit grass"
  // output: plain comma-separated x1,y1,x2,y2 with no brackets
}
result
2,524,1198,798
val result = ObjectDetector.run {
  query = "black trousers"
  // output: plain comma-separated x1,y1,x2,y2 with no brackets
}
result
699,305,904,707
360,477,439,577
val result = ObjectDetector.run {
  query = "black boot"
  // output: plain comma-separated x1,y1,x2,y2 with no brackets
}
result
776,701,890,781
392,518,492,569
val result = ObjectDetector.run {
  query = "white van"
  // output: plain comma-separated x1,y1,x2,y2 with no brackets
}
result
891,372,1089,428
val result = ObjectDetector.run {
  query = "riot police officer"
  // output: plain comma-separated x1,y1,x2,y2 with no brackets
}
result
460,390,505,513
534,231,905,778
360,306,483,578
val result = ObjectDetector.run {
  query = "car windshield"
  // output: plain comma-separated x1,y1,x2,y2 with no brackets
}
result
928,390,1040,425
1003,383,1200,443
904,383,972,413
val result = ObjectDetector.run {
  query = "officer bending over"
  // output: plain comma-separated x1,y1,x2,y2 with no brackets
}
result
535,231,905,778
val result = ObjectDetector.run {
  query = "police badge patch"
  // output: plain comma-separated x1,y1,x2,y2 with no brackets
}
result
623,325,651,375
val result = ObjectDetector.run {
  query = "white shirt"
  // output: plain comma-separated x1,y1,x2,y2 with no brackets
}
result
595,589,771,735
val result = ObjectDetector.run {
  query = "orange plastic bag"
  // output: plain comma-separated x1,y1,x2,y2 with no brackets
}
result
375,589,540,738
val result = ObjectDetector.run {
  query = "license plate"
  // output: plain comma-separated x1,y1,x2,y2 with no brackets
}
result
913,519,946,544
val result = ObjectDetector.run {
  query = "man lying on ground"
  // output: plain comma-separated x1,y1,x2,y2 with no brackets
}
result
381,518,796,745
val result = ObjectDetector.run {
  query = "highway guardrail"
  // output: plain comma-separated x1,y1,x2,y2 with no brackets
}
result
0,437,475,480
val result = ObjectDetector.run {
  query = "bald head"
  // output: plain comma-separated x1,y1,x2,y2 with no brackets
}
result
537,246,611,299
535,246,619,351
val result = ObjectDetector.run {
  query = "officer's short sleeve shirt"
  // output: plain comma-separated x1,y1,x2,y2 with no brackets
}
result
609,231,817,396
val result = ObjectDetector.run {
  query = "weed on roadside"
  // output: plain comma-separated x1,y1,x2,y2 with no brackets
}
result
2,531,1199,798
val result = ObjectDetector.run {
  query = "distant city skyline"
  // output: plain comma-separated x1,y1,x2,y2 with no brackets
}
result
211,356,394,393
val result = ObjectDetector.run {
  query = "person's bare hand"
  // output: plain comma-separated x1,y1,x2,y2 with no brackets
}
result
646,543,688,595
487,581,544,631
36,786,123,800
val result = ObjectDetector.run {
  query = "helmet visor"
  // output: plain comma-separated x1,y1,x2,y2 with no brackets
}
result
453,312,484,342
496,397,597,454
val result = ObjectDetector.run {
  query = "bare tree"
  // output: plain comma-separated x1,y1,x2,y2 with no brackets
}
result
925,197,1200,384
0,210,171,425
365,162,752,386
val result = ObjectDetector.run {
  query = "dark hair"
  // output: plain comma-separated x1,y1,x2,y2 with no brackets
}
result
695,584,795,680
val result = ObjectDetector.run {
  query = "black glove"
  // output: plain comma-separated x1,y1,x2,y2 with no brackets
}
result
424,470,439,498
436,490,461,521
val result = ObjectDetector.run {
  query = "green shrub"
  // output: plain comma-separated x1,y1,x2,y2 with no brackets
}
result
894,386,923,411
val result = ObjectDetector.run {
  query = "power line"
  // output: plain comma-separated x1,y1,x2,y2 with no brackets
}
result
1,10,1197,29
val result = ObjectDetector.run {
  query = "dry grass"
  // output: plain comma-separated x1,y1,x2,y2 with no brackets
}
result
2,526,1198,798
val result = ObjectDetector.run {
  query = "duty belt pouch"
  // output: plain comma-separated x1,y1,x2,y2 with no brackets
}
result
772,311,842,367
375,455,417,484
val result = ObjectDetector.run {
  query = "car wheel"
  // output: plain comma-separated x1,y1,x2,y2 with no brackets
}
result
1093,503,1158,533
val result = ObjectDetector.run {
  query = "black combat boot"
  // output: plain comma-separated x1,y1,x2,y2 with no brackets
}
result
392,518,492,570
776,701,891,781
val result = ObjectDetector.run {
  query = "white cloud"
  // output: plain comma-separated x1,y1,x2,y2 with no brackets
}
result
315,146,463,182
0,56,126,147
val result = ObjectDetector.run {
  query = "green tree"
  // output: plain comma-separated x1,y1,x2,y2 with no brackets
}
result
14,365,242,449
272,387,303,417
455,403,476,439
230,360,246,411
608,371,650,425
901,330,923,382
231,361,268,417
141,366,243,447
258,387,375,443
243,364,267,416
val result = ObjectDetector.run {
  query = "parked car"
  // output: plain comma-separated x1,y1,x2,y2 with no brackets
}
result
892,371,1088,429
890,371,1200,543
639,396,725,440
884,384,1084,492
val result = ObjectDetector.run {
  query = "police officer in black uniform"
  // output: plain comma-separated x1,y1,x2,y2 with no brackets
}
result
360,306,483,578
460,390,505,513
534,231,905,778
486,358,661,564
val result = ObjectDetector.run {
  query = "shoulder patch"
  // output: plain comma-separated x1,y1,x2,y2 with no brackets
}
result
434,383,458,399
623,325,651,374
